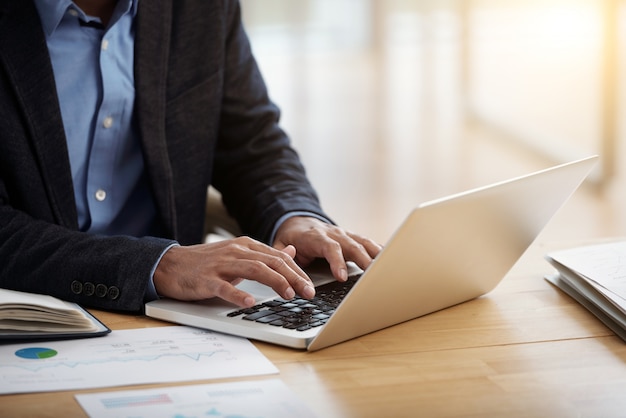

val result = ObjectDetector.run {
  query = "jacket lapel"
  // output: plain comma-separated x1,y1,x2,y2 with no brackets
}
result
135,0,178,239
0,0,78,228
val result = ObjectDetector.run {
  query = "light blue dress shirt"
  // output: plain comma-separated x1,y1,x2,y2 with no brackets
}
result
34,0,159,237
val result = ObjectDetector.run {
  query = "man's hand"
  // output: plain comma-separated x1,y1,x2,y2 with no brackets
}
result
153,237,315,308
273,216,382,282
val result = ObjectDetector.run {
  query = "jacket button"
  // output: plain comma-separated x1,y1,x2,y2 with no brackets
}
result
71,280,83,295
108,286,120,300
83,282,95,296
95,284,108,298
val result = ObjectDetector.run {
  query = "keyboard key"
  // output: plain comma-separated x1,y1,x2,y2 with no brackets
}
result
229,274,361,331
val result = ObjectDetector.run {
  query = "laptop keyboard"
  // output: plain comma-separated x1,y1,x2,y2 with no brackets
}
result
226,274,361,331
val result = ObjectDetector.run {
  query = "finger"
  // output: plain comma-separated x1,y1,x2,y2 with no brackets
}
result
234,237,311,282
320,233,381,281
345,232,383,262
258,253,315,299
355,235,383,258
318,239,350,282
205,278,257,308
227,240,314,299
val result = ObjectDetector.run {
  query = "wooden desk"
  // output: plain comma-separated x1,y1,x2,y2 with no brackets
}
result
4,240,626,417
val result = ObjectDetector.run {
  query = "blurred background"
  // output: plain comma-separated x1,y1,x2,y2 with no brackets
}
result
240,0,626,245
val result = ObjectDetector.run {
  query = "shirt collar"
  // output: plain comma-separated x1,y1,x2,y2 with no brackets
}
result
34,0,74,37
33,0,138,37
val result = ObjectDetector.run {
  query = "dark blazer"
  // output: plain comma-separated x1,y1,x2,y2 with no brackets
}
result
0,0,327,312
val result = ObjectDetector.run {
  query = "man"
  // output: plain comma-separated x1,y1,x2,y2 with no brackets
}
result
0,0,381,313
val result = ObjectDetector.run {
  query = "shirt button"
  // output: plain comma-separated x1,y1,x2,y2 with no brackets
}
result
68,9,79,17
95,189,107,201
101,39,109,51
103,116,113,128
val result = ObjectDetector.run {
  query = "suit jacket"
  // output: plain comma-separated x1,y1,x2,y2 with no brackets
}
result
0,0,327,312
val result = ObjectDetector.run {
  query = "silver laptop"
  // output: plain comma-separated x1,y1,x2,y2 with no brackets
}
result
146,155,598,351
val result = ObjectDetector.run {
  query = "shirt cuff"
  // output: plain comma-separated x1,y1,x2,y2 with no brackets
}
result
145,241,180,302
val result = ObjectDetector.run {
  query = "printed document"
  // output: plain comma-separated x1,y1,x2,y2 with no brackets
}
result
0,326,277,394
76,379,318,418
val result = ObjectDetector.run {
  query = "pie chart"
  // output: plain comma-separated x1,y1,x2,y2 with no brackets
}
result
14,347,58,359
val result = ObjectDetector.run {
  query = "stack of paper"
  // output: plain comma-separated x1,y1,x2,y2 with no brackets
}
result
545,240,626,341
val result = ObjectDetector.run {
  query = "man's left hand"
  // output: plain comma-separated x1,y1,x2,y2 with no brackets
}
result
273,216,382,282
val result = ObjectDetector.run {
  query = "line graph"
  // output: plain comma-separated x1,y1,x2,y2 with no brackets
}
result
8,349,229,372
0,326,278,394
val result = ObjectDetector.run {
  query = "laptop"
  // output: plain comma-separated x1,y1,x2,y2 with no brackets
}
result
146,155,598,351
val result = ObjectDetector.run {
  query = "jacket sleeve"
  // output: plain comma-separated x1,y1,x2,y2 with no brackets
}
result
0,194,174,312
210,0,332,243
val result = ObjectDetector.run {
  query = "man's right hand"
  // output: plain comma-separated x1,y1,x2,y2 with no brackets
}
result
153,236,315,308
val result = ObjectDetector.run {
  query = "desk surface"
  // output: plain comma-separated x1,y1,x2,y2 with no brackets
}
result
4,240,626,417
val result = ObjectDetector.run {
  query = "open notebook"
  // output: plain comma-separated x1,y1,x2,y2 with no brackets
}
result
146,155,598,351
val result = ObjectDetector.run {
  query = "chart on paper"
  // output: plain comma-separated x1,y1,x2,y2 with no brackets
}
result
76,379,319,418
0,326,278,394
